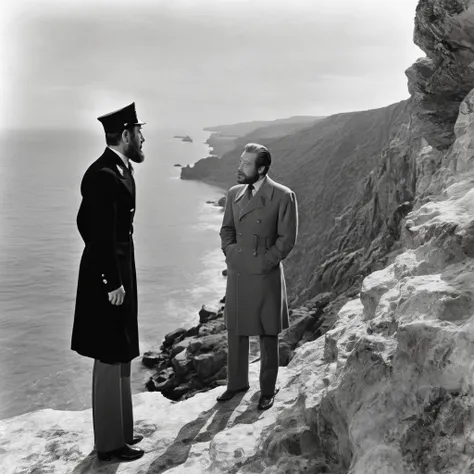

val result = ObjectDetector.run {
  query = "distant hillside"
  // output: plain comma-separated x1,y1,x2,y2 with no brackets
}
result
182,101,413,303
204,116,319,136
243,117,325,141
205,116,323,157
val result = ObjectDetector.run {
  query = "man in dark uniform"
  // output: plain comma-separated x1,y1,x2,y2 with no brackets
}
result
71,102,146,462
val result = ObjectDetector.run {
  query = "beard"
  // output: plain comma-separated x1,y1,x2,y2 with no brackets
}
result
125,138,145,163
237,170,259,184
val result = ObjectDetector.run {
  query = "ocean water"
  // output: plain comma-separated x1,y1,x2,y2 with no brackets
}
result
0,128,230,420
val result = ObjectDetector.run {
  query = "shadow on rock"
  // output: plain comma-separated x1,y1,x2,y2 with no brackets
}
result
70,449,120,474
232,391,265,426
146,392,246,474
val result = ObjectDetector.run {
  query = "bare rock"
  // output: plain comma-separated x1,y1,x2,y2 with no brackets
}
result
278,311,314,366
306,292,334,310
164,328,187,347
169,337,198,358
198,333,227,353
143,298,229,401
171,350,192,376
185,325,200,338
198,319,226,337
141,351,162,368
199,305,221,323
323,334,338,363
146,367,177,392
406,0,474,149
193,349,227,379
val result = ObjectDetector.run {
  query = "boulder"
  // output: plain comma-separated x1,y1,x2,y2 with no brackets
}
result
199,305,220,323
198,319,226,337
170,337,198,357
193,349,227,379
185,325,200,337
163,328,187,347
171,350,192,376
198,333,227,353
141,351,161,368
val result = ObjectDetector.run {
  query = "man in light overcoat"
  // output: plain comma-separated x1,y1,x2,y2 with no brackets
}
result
71,103,146,462
218,143,298,410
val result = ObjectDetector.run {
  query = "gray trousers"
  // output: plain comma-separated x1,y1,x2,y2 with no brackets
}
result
92,360,133,452
227,331,279,396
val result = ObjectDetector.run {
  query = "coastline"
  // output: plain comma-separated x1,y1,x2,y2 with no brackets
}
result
0,128,228,421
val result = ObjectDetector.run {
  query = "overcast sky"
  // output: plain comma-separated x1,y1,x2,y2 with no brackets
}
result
1,0,423,131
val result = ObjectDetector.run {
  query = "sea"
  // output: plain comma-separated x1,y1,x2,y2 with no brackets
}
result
0,127,230,421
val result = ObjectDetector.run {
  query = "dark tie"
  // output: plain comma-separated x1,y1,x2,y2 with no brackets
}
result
247,183,254,199
240,183,254,209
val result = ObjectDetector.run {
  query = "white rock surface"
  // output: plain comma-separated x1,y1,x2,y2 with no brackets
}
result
0,363,300,474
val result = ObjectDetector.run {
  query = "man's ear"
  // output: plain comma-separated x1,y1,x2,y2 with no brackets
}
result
121,129,130,144
257,166,265,176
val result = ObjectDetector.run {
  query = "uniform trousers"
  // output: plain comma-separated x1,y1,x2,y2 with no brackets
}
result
92,360,133,452
227,331,279,396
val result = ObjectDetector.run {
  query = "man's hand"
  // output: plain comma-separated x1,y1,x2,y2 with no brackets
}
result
108,285,126,306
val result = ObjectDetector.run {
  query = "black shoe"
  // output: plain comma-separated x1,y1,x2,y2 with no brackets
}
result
258,388,280,410
216,386,250,402
97,444,144,462
128,435,144,445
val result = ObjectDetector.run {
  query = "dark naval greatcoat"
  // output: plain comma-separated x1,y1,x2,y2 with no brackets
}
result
220,175,298,335
71,147,139,363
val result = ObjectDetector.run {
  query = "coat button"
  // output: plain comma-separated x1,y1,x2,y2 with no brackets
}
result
103,279,108,284
237,272,240,276
257,219,261,223
238,232,242,236
130,208,134,212
238,248,242,253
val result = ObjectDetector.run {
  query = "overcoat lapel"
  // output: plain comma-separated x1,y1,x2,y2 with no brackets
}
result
238,176,275,220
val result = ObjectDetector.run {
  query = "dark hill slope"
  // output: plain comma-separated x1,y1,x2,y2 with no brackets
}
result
204,116,323,157
183,100,413,303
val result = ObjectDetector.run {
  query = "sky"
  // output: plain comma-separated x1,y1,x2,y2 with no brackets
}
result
1,0,424,132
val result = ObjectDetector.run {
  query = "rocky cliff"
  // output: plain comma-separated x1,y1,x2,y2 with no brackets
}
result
204,115,322,156
2,1,474,473
182,115,323,178
182,100,413,309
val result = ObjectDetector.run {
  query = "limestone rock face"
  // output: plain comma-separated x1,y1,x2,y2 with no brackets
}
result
406,0,474,149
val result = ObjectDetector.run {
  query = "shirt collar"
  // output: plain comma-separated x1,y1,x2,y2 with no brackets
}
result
235,175,267,201
249,175,265,194
108,146,129,168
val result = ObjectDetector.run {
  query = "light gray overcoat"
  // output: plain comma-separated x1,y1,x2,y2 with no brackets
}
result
220,175,298,335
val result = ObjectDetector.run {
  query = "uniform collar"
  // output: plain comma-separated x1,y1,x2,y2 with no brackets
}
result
108,146,129,168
